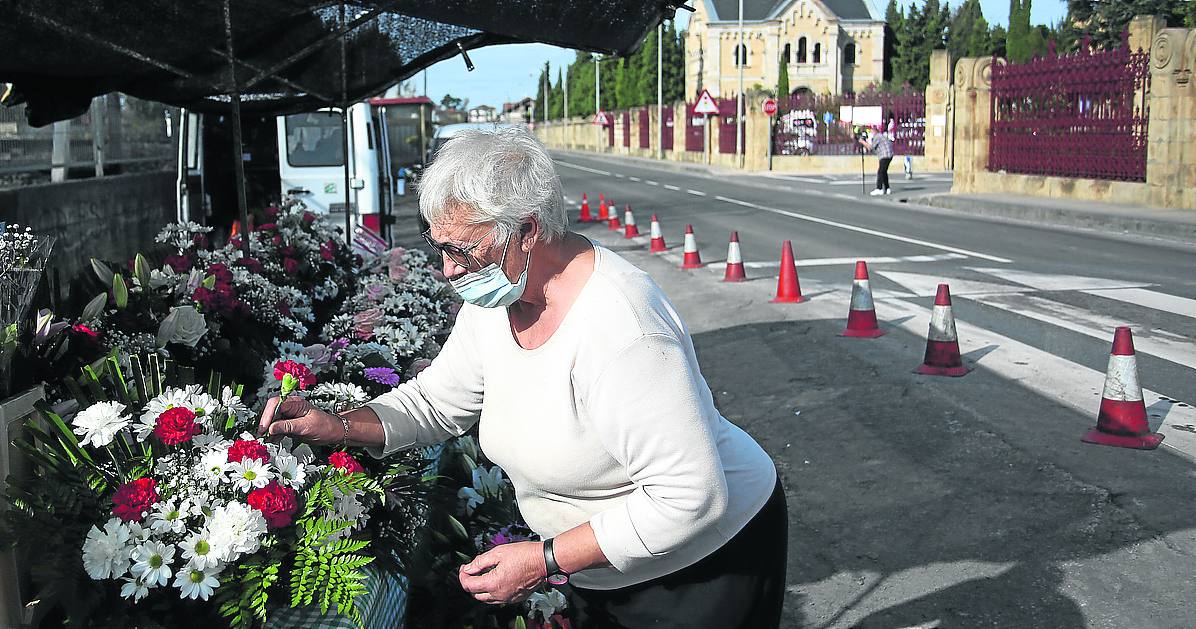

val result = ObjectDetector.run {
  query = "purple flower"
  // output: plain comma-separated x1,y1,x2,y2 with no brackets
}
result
364,367,400,386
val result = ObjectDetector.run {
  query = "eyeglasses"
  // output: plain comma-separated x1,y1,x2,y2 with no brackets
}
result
421,226,497,270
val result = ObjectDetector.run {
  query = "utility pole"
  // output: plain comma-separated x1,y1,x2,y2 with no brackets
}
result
736,0,745,168
657,22,664,160
595,56,601,149
543,62,548,123
564,65,569,119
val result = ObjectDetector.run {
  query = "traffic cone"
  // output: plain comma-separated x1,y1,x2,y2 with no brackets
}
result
681,225,703,269
1081,326,1163,450
578,193,593,223
649,215,667,253
771,240,806,302
915,284,969,376
607,206,622,231
623,206,640,238
597,195,609,221
722,232,746,282
839,261,885,338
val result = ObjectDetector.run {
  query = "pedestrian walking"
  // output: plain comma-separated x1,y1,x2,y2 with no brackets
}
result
260,126,786,628
858,124,894,196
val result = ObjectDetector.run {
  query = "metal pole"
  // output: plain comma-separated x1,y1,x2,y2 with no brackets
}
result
595,56,601,148
657,23,663,160
543,65,548,123
564,65,569,120
340,1,352,246
222,0,250,256
736,0,745,168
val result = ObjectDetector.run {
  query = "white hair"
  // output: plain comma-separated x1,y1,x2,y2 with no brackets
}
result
418,126,566,242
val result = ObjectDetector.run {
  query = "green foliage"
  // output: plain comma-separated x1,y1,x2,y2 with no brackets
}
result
439,94,463,110
1061,0,1192,51
777,53,790,101
557,20,684,119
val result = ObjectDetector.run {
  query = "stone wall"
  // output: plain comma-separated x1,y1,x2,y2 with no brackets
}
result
0,171,176,291
951,15,1196,210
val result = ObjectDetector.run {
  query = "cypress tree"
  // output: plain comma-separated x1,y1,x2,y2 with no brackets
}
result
550,70,564,119
777,53,790,103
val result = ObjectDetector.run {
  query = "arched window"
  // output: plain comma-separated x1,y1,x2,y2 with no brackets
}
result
844,42,856,65
733,43,749,67
813,43,821,63
781,43,791,65
797,37,808,63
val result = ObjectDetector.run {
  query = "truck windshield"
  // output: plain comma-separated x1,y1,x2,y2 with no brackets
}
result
284,113,345,167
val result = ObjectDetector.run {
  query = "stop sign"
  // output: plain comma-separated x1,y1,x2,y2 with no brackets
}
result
762,98,778,116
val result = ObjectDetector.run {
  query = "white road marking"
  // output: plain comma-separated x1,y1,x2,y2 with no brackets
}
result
970,268,1151,291
829,180,869,186
712,196,1014,263
879,298,1196,462
555,161,611,176
613,173,625,178
1082,287,1196,321
629,176,642,182
706,253,969,271
664,184,681,191
970,293,1196,370
686,189,707,196
876,270,1028,297
645,180,659,186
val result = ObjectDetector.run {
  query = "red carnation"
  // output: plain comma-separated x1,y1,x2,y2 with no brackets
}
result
283,258,300,274
302,211,316,223
256,222,278,231
227,439,271,464
328,451,365,475
273,360,316,390
72,324,99,338
264,205,280,218
247,481,298,529
320,240,335,261
153,407,201,445
111,478,159,522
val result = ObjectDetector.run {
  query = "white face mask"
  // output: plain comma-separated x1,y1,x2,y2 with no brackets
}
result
448,234,531,308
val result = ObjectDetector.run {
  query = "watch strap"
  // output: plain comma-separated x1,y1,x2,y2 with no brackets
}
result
542,538,562,577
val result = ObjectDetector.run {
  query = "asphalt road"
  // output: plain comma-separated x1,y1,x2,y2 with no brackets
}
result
551,150,1196,629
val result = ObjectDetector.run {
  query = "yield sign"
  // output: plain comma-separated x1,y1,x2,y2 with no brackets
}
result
593,111,611,126
692,89,719,115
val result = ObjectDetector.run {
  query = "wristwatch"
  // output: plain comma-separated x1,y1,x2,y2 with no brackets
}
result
542,538,569,585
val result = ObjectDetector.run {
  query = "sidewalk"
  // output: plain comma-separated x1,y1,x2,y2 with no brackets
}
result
909,192,1196,247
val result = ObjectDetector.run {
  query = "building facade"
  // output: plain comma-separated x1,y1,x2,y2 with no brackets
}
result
685,0,885,98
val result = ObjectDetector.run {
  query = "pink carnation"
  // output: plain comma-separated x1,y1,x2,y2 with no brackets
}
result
353,308,383,341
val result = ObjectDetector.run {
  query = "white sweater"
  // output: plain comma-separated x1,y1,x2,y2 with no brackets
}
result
366,243,777,590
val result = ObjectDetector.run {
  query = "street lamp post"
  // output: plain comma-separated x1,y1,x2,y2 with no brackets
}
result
736,0,745,168
595,55,601,149
658,22,664,160
564,65,569,120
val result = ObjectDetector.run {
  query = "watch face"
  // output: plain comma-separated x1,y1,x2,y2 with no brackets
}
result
547,574,569,586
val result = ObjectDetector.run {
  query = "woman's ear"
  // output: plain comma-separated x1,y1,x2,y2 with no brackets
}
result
520,218,540,252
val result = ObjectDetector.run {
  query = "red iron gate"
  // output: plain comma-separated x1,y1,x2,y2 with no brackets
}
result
621,111,630,147
772,89,925,157
685,110,704,152
718,98,739,154
989,35,1150,182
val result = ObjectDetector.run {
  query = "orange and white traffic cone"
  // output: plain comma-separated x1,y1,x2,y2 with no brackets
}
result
723,232,746,282
840,261,884,338
607,205,622,231
681,224,703,269
1081,326,1163,450
578,193,593,223
915,284,968,376
623,206,640,238
597,195,609,221
649,214,667,253
771,240,806,303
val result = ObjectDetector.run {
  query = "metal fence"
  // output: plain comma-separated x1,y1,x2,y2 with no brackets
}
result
638,108,650,149
684,112,703,152
989,35,1150,182
772,89,926,157
0,94,178,184
717,98,740,155
661,107,674,151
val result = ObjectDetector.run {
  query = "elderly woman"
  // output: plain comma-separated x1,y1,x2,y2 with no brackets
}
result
259,126,786,628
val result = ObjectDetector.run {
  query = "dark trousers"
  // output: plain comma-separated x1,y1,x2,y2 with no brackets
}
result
566,479,788,629
877,157,892,190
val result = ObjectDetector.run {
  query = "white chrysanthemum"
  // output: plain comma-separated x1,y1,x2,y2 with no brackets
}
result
126,520,152,545
273,455,307,490
227,458,272,492
220,386,251,423
71,401,129,448
134,386,198,441
131,541,175,587
330,489,368,539
174,565,221,601
291,443,316,465
82,517,133,580
206,502,267,561
192,433,231,451
186,392,222,422
309,382,369,412
178,530,221,571
195,450,231,486
120,575,151,601
148,499,190,535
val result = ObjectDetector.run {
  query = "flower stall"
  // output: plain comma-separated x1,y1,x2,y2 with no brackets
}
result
0,202,566,628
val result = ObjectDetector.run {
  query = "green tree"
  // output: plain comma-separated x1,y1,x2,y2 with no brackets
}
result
883,0,904,83
533,61,550,120
1005,0,1046,61
777,53,790,103
439,94,463,109
550,70,565,119
949,0,995,62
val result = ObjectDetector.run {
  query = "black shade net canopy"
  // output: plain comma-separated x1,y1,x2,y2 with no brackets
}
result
1,0,686,127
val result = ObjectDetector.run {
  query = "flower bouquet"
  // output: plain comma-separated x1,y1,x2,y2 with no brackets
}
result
2,359,384,628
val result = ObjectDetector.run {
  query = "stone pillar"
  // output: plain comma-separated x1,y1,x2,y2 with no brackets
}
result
923,49,952,172
744,102,770,171
1145,26,1196,209
673,102,686,161
949,56,997,194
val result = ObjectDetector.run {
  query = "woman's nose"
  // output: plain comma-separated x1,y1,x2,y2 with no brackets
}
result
441,252,468,280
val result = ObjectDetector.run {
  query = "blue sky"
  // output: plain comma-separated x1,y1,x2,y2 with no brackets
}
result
418,0,1066,110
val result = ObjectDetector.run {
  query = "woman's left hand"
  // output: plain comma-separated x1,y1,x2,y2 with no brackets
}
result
458,541,547,604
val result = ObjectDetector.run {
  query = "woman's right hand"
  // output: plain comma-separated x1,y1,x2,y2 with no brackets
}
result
257,396,344,445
